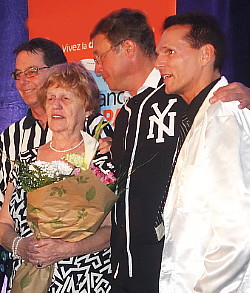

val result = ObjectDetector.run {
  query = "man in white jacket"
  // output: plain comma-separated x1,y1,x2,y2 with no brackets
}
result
156,12,250,292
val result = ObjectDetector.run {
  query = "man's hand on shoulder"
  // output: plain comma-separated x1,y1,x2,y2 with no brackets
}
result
210,82,250,109
98,137,112,154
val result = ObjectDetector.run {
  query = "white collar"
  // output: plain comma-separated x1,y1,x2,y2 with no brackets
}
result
123,68,161,101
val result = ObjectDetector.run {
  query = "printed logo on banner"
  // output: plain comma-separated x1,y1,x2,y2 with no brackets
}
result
62,41,93,53
28,0,176,128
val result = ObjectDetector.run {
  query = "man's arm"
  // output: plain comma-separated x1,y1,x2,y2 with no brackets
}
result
98,137,112,154
209,82,250,109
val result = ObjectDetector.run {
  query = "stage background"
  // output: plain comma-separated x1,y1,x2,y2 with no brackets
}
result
0,0,249,132
0,1,249,291
0,0,28,133
27,0,176,127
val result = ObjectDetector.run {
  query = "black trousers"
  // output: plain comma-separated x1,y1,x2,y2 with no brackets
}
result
110,241,164,293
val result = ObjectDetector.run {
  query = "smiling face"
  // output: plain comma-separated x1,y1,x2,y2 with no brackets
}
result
156,25,205,103
15,50,49,108
45,85,88,135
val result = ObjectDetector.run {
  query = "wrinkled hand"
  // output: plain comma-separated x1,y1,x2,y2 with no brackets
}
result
20,238,72,268
16,235,37,264
98,137,112,154
210,82,250,109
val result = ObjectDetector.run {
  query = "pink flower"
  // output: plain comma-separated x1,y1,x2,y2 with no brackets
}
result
72,167,81,175
90,163,117,185
103,172,116,184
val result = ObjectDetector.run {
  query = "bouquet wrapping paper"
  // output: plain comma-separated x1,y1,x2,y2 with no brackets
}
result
27,169,118,242
11,169,117,292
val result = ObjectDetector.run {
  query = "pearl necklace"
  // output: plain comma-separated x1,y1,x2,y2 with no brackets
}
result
49,138,84,153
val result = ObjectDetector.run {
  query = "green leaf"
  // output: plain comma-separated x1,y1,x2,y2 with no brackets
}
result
50,219,63,229
86,186,96,201
31,221,39,230
27,204,41,213
1,251,7,261
48,266,53,272
106,182,117,192
50,186,66,197
93,119,109,140
76,176,89,184
77,208,88,219
20,273,30,289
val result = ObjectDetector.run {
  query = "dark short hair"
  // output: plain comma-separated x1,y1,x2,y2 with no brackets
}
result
13,37,67,66
163,12,225,71
90,8,156,57
38,62,100,114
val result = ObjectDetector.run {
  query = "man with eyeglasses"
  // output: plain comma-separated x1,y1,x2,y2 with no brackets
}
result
0,37,113,292
0,37,113,203
90,8,250,293
11,66,50,81
0,38,67,204
91,9,187,293
0,37,67,293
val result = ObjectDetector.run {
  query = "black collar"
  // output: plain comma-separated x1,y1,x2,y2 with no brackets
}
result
23,108,48,130
186,78,221,125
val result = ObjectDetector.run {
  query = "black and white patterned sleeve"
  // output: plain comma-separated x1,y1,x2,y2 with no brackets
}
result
9,148,38,190
92,151,115,175
0,126,15,202
85,113,113,138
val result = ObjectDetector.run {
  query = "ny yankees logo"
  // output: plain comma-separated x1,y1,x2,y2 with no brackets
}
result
147,98,177,143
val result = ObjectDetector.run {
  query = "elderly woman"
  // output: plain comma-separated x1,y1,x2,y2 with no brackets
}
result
0,62,114,292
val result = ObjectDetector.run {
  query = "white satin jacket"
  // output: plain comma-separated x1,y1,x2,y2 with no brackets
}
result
159,77,250,292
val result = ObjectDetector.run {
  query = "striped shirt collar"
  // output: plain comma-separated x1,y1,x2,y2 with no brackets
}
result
23,108,36,129
23,108,48,130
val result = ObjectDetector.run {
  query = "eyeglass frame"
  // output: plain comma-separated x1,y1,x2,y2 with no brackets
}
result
11,66,50,80
93,39,126,65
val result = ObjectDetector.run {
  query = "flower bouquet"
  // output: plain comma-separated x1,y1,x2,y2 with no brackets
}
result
11,121,118,292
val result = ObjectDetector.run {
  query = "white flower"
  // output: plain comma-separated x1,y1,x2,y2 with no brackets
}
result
64,153,87,171
64,131,99,171
30,160,72,178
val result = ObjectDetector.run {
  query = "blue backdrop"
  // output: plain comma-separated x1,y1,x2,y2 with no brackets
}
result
177,0,250,88
0,2,28,288
0,0,28,133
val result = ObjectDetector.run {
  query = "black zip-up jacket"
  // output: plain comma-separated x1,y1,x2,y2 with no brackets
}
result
110,78,186,290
